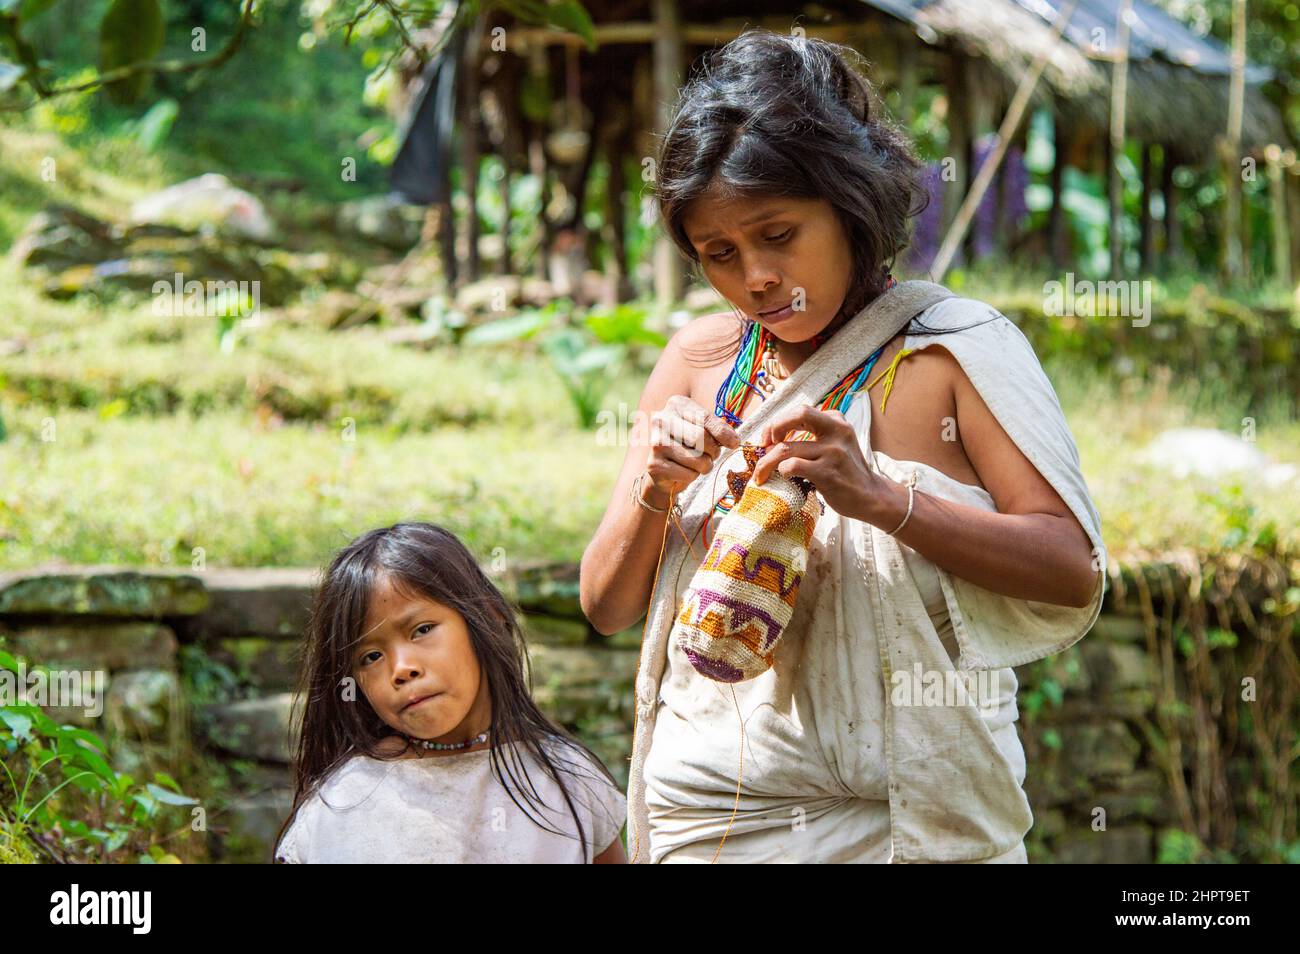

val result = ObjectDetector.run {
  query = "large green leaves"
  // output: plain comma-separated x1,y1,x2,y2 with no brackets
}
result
98,0,165,105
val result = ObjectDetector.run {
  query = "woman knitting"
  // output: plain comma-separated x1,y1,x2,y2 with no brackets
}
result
579,30,1107,863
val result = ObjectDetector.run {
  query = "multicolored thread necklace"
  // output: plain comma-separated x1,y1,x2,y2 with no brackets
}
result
709,277,913,530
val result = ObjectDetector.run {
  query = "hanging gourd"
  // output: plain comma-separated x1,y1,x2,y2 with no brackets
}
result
545,44,589,165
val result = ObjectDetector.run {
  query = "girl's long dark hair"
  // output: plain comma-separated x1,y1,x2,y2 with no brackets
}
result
655,29,974,365
272,522,618,861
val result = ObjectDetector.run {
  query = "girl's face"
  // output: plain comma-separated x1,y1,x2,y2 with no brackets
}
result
681,190,854,343
353,573,490,748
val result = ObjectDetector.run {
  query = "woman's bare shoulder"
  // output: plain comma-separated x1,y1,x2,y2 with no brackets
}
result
636,310,742,407
666,310,743,357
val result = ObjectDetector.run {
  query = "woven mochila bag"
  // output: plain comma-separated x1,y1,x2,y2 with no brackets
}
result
671,442,824,683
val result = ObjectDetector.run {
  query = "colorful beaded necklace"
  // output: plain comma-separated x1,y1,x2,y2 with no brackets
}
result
710,276,907,517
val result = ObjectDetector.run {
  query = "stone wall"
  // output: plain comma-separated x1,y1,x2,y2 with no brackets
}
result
0,557,1292,863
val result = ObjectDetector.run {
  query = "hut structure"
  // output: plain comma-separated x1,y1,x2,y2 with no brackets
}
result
391,0,1294,302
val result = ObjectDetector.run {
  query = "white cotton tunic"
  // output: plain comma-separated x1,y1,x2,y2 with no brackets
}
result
275,736,626,864
642,405,1027,863
626,288,1107,864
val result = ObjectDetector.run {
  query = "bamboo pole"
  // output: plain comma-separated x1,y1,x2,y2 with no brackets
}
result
1265,145,1292,287
1109,0,1133,279
929,0,1079,283
1220,0,1247,282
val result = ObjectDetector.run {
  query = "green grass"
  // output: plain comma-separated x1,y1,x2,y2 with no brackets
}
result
1051,361,1300,557
2,329,1297,570
0,267,611,432
0,404,626,569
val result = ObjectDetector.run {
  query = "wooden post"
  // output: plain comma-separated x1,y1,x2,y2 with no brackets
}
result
897,43,918,129
457,14,485,287
652,0,684,315
1287,159,1300,284
1265,145,1291,287
1220,0,1247,283
943,53,972,268
1109,0,1133,279
497,162,513,276
966,58,996,262
527,44,551,282
1048,107,1069,268
604,138,629,301
1161,143,1181,268
1139,142,1155,272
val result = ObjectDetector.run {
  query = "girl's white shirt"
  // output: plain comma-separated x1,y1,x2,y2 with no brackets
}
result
276,735,626,863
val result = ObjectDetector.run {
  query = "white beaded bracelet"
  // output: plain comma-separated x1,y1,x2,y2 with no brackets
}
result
886,471,919,536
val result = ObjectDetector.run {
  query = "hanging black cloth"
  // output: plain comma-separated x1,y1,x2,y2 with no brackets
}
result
390,13,468,206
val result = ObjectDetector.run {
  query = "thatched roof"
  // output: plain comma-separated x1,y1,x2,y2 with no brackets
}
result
869,0,1290,158
502,0,1290,161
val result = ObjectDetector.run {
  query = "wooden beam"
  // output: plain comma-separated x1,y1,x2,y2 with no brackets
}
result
496,21,876,50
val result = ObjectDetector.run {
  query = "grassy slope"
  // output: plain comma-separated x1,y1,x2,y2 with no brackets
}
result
2,122,1297,570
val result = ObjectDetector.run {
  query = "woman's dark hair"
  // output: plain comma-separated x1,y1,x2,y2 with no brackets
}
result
272,522,618,861
655,29,946,364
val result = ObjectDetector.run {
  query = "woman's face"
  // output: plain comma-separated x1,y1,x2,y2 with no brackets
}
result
353,573,489,746
681,189,855,343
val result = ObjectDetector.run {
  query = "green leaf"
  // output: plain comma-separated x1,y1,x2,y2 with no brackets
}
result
98,0,165,105
52,725,109,755
547,1,596,50
134,96,178,152
21,0,56,18
496,0,550,23
0,709,33,743
56,734,115,783
584,304,667,346
461,310,552,345
145,782,198,807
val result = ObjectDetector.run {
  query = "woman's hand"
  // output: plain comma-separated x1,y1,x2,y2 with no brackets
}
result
640,395,741,507
751,405,887,523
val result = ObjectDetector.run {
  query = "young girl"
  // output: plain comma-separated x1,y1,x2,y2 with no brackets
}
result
273,522,627,863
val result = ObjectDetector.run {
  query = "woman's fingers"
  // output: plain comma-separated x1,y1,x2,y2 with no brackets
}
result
662,412,720,461
752,439,826,485
645,451,709,491
760,406,848,446
662,438,715,476
702,413,741,450
667,395,740,451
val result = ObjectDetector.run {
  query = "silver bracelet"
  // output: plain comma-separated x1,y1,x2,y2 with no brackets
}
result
886,471,918,536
